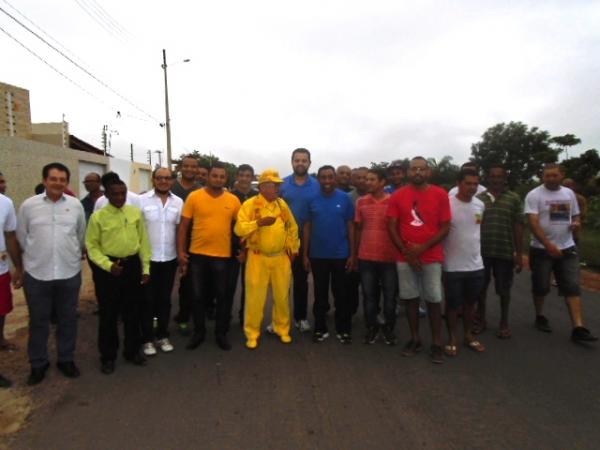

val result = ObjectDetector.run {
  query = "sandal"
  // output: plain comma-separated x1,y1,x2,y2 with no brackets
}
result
444,344,458,357
464,339,486,353
496,329,512,340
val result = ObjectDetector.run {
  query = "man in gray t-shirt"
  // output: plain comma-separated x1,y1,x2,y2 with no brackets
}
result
525,163,597,343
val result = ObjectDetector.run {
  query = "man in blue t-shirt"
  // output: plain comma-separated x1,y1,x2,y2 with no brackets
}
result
280,148,320,333
303,165,355,344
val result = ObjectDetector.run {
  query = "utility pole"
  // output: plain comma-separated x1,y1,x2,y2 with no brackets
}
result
101,125,107,155
147,150,152,166
130,143,134,162
162,49,172,170
154,150,163,167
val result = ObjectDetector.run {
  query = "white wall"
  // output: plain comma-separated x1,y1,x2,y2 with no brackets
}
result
109,158,131,188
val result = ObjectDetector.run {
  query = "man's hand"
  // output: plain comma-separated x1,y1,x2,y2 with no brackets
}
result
289,252,297,264
404,243,426,261
141,274,150,285
257,216,277,227
236,250,247,263
570,220,581,233
345,255,356,272
178,252,189,277
303,255,311,272
545,243,563,258
514,253,523,273
11,267,23,289
110,259,124,277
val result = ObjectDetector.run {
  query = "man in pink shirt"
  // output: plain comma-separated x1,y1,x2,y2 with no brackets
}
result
387,157,451,364
355,168,399,345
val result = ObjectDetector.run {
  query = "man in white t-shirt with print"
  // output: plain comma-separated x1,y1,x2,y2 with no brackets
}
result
443,169,486,356
525,163,597,342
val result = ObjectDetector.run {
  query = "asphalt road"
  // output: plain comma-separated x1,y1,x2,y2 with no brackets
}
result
8,271,600,450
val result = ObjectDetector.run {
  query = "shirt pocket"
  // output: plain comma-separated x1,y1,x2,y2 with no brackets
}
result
55,213,77,234
143,205,160,222
165,206,180,224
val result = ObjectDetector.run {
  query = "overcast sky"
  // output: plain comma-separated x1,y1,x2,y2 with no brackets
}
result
2,0,600,175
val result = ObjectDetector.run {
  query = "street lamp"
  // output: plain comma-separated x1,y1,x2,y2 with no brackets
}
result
161,49,190,169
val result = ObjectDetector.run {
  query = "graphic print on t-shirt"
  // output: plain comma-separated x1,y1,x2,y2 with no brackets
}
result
410,201,425,226
547,201,571,223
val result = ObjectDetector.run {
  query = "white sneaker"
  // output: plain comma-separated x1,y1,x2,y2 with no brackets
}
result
295,320,311,332
265,323,276,334
156,338,174,353
143,342,157,356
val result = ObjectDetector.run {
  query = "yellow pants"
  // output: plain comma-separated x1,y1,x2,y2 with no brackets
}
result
244,251,292,341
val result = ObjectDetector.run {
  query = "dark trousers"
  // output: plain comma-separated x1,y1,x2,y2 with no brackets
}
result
292,241,309,321
23,272,81,368
175,273,192,324
311,258,351,334
359,260,398,329
189,254,231,336
226,258,243,322
142,259,178,341
348,270,361,315
95,256,144,362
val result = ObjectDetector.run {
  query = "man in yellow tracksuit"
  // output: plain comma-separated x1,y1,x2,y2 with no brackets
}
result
234,169,300,349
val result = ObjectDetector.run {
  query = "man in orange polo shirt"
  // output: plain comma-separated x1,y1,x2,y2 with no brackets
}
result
178,162,241,351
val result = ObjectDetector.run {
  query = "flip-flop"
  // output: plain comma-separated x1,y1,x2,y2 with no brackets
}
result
444,344,458,357
496,329,512,340
464,339,486,353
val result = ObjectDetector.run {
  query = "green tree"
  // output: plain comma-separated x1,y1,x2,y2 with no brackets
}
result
173,150,238,187
427,155,460,189
551,134,581,160
470,122,562,186
561,149,600,195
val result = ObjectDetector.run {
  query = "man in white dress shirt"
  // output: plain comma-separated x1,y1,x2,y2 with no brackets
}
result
139,168,183,355
17,163,86,385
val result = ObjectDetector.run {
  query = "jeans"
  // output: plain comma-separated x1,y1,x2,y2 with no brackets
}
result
95,256,145,362
311,258,351,334
189,254,231,336
359,260,398,329
292,241,309,321
142,259,178,341
24,272,81,368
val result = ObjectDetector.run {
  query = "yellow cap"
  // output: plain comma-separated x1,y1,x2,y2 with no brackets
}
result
258,169,284,184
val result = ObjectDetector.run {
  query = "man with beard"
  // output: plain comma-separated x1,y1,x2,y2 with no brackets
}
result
280,148,320,333
387,157,451,364
178,163,241,351
525,163,597,342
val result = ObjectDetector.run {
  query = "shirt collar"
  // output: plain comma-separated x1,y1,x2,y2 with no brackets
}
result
150,189,173,198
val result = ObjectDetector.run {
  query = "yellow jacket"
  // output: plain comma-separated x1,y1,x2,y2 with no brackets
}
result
234,194,299,255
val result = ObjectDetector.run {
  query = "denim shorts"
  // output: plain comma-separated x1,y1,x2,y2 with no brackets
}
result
444,269,485,310
483,257,514,297
396,262,443,304
529,246,581,297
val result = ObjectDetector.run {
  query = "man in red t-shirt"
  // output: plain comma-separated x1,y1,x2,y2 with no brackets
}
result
387,156,451,364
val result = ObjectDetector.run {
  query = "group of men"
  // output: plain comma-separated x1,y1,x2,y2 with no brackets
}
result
0,147,597,387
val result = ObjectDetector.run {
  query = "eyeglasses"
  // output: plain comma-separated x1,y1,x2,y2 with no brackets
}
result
154,176,173,181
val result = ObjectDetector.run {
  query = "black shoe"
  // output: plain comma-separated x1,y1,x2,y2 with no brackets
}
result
186,332,205,350
401,339,423,357
0,374,12,388
572,326,598,342
27,362,50,386
216,334,232,351
337,333,352,344
124,353,147,366
312,331,329,343
535,315,552,333
56,361,81,378
430,345,444,364
364,327,378,344
100,360,115,375
382,326,397,346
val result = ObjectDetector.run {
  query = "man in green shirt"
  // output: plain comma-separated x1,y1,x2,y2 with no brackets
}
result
86,179,151,374
476,164,524,339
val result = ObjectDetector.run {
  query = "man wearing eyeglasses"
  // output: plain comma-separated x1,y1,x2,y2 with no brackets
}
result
139,168,183,356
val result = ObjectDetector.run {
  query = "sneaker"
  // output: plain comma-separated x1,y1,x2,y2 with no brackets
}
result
312,331,329,343
430,345,444,364
337,333,352,344
265,323,276,334
381,326,396,346
571,326,599,342
156,338,174,352
294,319,311,333
143,342,157,356
535,315,552,333
364,327,378,344
280,335,292,344
401,339,423,357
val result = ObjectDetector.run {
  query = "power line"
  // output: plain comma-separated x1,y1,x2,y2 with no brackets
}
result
0,5,160,123
85,0,130,38
73,0,123,41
